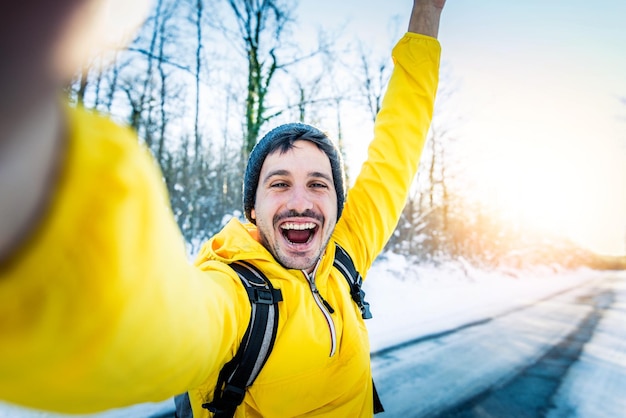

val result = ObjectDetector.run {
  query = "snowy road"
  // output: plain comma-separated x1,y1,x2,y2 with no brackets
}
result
371,274,626,418
1,270,624,418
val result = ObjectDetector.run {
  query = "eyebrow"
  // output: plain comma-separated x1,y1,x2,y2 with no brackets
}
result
261,169,333,185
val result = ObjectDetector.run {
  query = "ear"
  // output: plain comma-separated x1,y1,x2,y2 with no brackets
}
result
250,208,256,220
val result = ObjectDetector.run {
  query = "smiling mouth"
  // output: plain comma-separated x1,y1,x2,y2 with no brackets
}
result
280,222,318,244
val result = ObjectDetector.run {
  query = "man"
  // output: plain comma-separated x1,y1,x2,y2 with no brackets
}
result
0,0,444,416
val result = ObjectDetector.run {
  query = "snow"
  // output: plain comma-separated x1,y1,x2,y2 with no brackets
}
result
365,255,596,353
1,256,625,417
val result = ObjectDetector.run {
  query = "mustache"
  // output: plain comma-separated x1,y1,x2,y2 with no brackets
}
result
273,209,324,224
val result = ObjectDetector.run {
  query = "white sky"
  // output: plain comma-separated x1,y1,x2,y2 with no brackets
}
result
297,0,626,256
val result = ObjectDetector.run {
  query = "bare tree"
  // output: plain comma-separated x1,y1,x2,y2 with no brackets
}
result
193,0,204,160
356,42,391,123
156,21,168,163
137,0,165,150
73,68,90,106
223,0,293,159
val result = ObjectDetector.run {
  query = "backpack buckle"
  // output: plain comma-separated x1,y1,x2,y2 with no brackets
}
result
357,288,373,319
202,384,246,415
246,287,283,304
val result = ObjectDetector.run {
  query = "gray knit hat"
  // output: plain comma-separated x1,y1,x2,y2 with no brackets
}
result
243,123,345,224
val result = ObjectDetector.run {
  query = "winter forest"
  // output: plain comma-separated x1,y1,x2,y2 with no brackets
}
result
67,0,624,271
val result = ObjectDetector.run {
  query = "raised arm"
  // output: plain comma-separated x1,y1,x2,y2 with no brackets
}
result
333,0,445,273
408,0,446,38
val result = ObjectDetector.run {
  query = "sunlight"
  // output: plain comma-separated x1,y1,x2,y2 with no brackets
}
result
488,144,586,234
449,48,626,257
465,129,625,255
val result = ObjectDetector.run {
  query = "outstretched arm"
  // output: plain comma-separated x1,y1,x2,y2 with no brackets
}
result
408,0,446,38
0,2,245,413
0,0,150,264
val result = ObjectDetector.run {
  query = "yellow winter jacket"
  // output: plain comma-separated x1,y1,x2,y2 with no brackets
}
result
0,33,440,417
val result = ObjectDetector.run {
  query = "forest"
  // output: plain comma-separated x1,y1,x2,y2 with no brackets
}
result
68,0,624,271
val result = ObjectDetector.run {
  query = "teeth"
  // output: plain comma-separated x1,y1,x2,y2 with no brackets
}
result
281,222,316,230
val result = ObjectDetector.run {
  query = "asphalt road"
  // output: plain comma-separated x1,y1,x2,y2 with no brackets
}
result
372,276,617,418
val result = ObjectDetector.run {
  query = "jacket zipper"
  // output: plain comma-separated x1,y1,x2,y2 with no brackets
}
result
304,271,337,357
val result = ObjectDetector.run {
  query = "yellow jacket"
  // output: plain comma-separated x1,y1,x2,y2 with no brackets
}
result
0,33,440,417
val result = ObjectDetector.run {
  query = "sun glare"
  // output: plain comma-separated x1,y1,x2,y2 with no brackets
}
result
464,130,625,255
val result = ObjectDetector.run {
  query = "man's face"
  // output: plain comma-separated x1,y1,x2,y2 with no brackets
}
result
251,140,338,272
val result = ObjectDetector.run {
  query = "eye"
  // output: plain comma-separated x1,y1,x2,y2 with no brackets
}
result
310,182,329,189
270,181,289,188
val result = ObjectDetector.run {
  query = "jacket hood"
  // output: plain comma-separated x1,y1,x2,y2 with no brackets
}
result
195,218,272,266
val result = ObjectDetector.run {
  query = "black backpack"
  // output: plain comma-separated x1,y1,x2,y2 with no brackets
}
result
174,243,383,417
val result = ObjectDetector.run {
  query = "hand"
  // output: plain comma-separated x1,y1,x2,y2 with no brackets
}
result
0,0,151,131
0,0,151,262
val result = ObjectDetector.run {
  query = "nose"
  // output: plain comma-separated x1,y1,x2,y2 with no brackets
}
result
286,186,313,213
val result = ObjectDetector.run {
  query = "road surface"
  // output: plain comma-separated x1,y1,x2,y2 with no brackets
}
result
372,275,624,418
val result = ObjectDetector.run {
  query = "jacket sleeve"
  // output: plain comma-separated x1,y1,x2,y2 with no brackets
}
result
0,107,244,413
334,33,441,275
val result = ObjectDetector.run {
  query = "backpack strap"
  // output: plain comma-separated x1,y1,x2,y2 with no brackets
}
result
178,246,383,417
333,243,384,414
201,261,282,418
333,243,373,319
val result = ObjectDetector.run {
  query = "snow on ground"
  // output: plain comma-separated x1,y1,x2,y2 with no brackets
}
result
365,254,597,353
1,255,624,417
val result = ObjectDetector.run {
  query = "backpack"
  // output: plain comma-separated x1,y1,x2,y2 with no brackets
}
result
174,243,383,417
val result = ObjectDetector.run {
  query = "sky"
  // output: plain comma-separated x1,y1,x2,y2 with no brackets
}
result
297,0,626,256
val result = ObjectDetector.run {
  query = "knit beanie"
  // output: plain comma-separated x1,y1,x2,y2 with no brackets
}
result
243,123,346,224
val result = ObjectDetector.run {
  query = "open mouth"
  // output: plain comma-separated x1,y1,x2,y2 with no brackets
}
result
280,222,318,245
